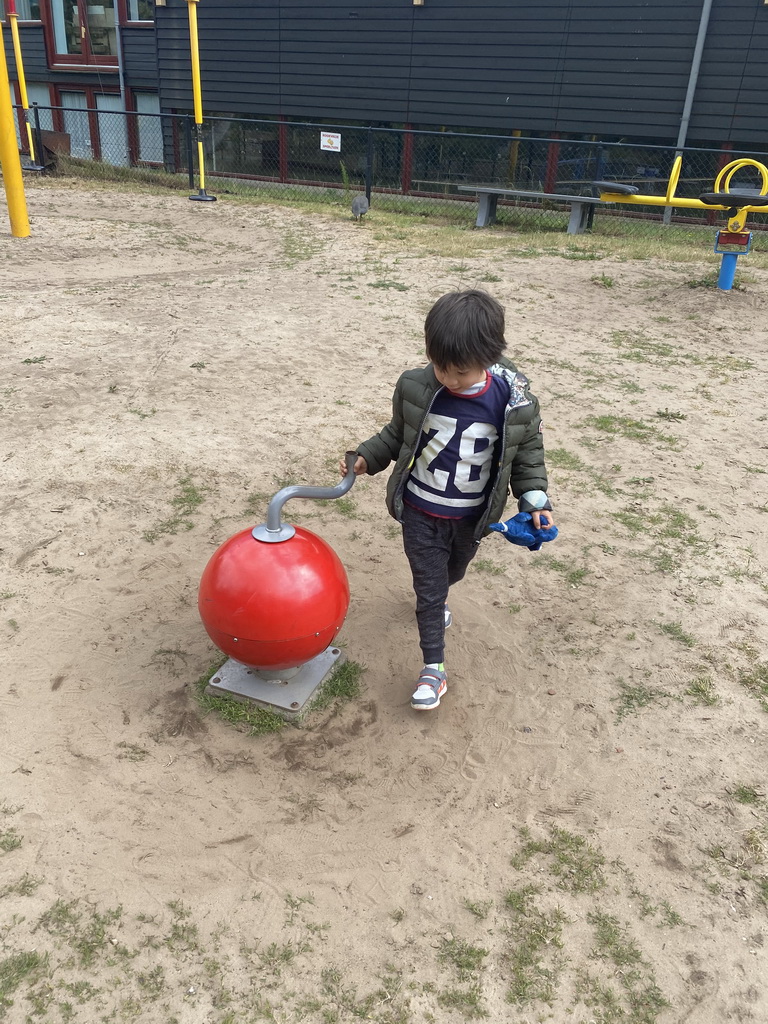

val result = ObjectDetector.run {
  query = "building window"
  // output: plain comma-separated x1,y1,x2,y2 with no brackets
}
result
50,0,118,62
0,1,42,19
127,0,153,21
135,92,163,163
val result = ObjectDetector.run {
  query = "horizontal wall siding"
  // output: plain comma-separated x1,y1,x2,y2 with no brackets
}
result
3,25,48,78
3,24,153,95
152,0,768,144
122,27,159,90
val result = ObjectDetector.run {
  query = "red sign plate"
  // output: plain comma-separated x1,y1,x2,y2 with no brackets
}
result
714,230,752,255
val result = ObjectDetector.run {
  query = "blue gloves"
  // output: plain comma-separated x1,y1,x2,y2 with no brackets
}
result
489,512,558,551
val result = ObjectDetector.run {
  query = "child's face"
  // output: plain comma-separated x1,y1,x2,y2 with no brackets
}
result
433,363,487,392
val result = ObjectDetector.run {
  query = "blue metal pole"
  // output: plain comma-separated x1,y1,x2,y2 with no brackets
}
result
717,252,738,291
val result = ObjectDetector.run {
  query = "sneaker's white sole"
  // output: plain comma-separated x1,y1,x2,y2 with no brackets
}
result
410,685,447,710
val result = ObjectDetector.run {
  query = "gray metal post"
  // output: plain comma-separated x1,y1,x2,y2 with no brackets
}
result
663,0,714,225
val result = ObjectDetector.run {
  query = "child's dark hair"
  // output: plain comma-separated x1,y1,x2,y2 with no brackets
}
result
424,290,506,370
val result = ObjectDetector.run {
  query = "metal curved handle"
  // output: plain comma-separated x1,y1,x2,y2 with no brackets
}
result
252,451,359,543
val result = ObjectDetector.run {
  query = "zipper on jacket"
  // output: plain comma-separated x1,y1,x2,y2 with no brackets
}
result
393,384,443,522
473,401,513,542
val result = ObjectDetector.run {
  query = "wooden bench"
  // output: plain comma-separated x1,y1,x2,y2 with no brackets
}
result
458,186,604,234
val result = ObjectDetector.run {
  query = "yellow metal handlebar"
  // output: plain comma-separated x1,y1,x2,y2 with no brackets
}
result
597,157,768,224
665,154,682,204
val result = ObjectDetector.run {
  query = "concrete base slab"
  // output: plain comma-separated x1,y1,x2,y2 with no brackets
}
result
204,646,346,722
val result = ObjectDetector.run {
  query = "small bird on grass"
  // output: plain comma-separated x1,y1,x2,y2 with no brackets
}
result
351,194,369,222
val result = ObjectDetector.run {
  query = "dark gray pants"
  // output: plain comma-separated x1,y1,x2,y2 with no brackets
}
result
401,504,480,664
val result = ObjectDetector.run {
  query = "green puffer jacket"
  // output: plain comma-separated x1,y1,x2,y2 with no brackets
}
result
357,357,549,542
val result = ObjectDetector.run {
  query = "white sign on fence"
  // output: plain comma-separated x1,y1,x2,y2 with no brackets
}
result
320,132,341,153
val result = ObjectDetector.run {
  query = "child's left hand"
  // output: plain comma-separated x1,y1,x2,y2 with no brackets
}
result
532,510,555,529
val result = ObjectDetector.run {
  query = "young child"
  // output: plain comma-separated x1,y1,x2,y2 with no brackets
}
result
340,290,554,710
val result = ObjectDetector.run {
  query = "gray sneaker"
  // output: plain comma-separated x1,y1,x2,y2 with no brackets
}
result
411,668,448,711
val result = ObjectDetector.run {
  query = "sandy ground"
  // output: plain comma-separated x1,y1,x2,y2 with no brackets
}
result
1,179,767,1024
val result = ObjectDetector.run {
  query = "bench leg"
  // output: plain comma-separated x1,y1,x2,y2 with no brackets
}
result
567,201,591,235
476,193,498,228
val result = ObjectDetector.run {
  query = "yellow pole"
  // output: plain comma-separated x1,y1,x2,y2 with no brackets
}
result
186,0,215,201
7,1,35,163
0,18,30,237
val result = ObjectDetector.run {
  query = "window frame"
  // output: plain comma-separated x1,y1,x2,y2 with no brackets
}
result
43,0,120,69
123,0,155,26
0,1,43,22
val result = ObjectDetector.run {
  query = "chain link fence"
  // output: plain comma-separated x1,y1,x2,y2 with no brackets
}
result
16,104,768,237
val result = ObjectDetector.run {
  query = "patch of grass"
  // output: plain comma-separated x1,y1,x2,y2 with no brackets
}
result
613,680,676,721
503,885,567,1007
462,898,493,920
367,279,410,291
136,965,165,999
686,269,748,291
318,495,360,519
0,873,42,899
320,966,376,1019
143,473,208,543
685,676,720,707
0,951,49,1014
437,936,488,981
278,230,325,267
21,355,47,364
655,408,687,421
582,912,670,1023
127,406,157,420
437,985,488,1019
538,555,590,587
116,742,150,762
606,330,675,363
308,659,365,714
35,900,123,969
583,414,678,448
547,446,587,472
740,662,768,712
561,246,604,261
511,826,606,894
256,941,308,976
194,658,286,736
472,558,506,576
166,900,200,954
657,620,696,647
0,828,22,854
591,273,614,287
732,785,764,806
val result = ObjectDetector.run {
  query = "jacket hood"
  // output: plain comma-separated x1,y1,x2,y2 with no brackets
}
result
488,362,533,411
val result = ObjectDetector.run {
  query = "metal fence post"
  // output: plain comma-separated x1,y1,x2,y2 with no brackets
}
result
365,126,373,203
184,115,195,191
31,102,44,172
401,124,414,195
544,134,560,193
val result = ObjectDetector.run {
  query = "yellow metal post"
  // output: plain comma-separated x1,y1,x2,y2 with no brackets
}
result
0,18,30,237
7,0,36,163
186,0,215,202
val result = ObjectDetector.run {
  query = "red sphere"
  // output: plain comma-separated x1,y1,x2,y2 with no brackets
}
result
198,527,350,670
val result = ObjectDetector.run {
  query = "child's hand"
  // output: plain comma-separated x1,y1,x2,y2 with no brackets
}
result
532,510,555,529
339,454,368,477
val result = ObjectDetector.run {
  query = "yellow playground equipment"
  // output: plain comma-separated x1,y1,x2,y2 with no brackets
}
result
594,157,768,291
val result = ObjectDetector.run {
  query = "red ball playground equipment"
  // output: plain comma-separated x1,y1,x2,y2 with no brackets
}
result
198,453,357,717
